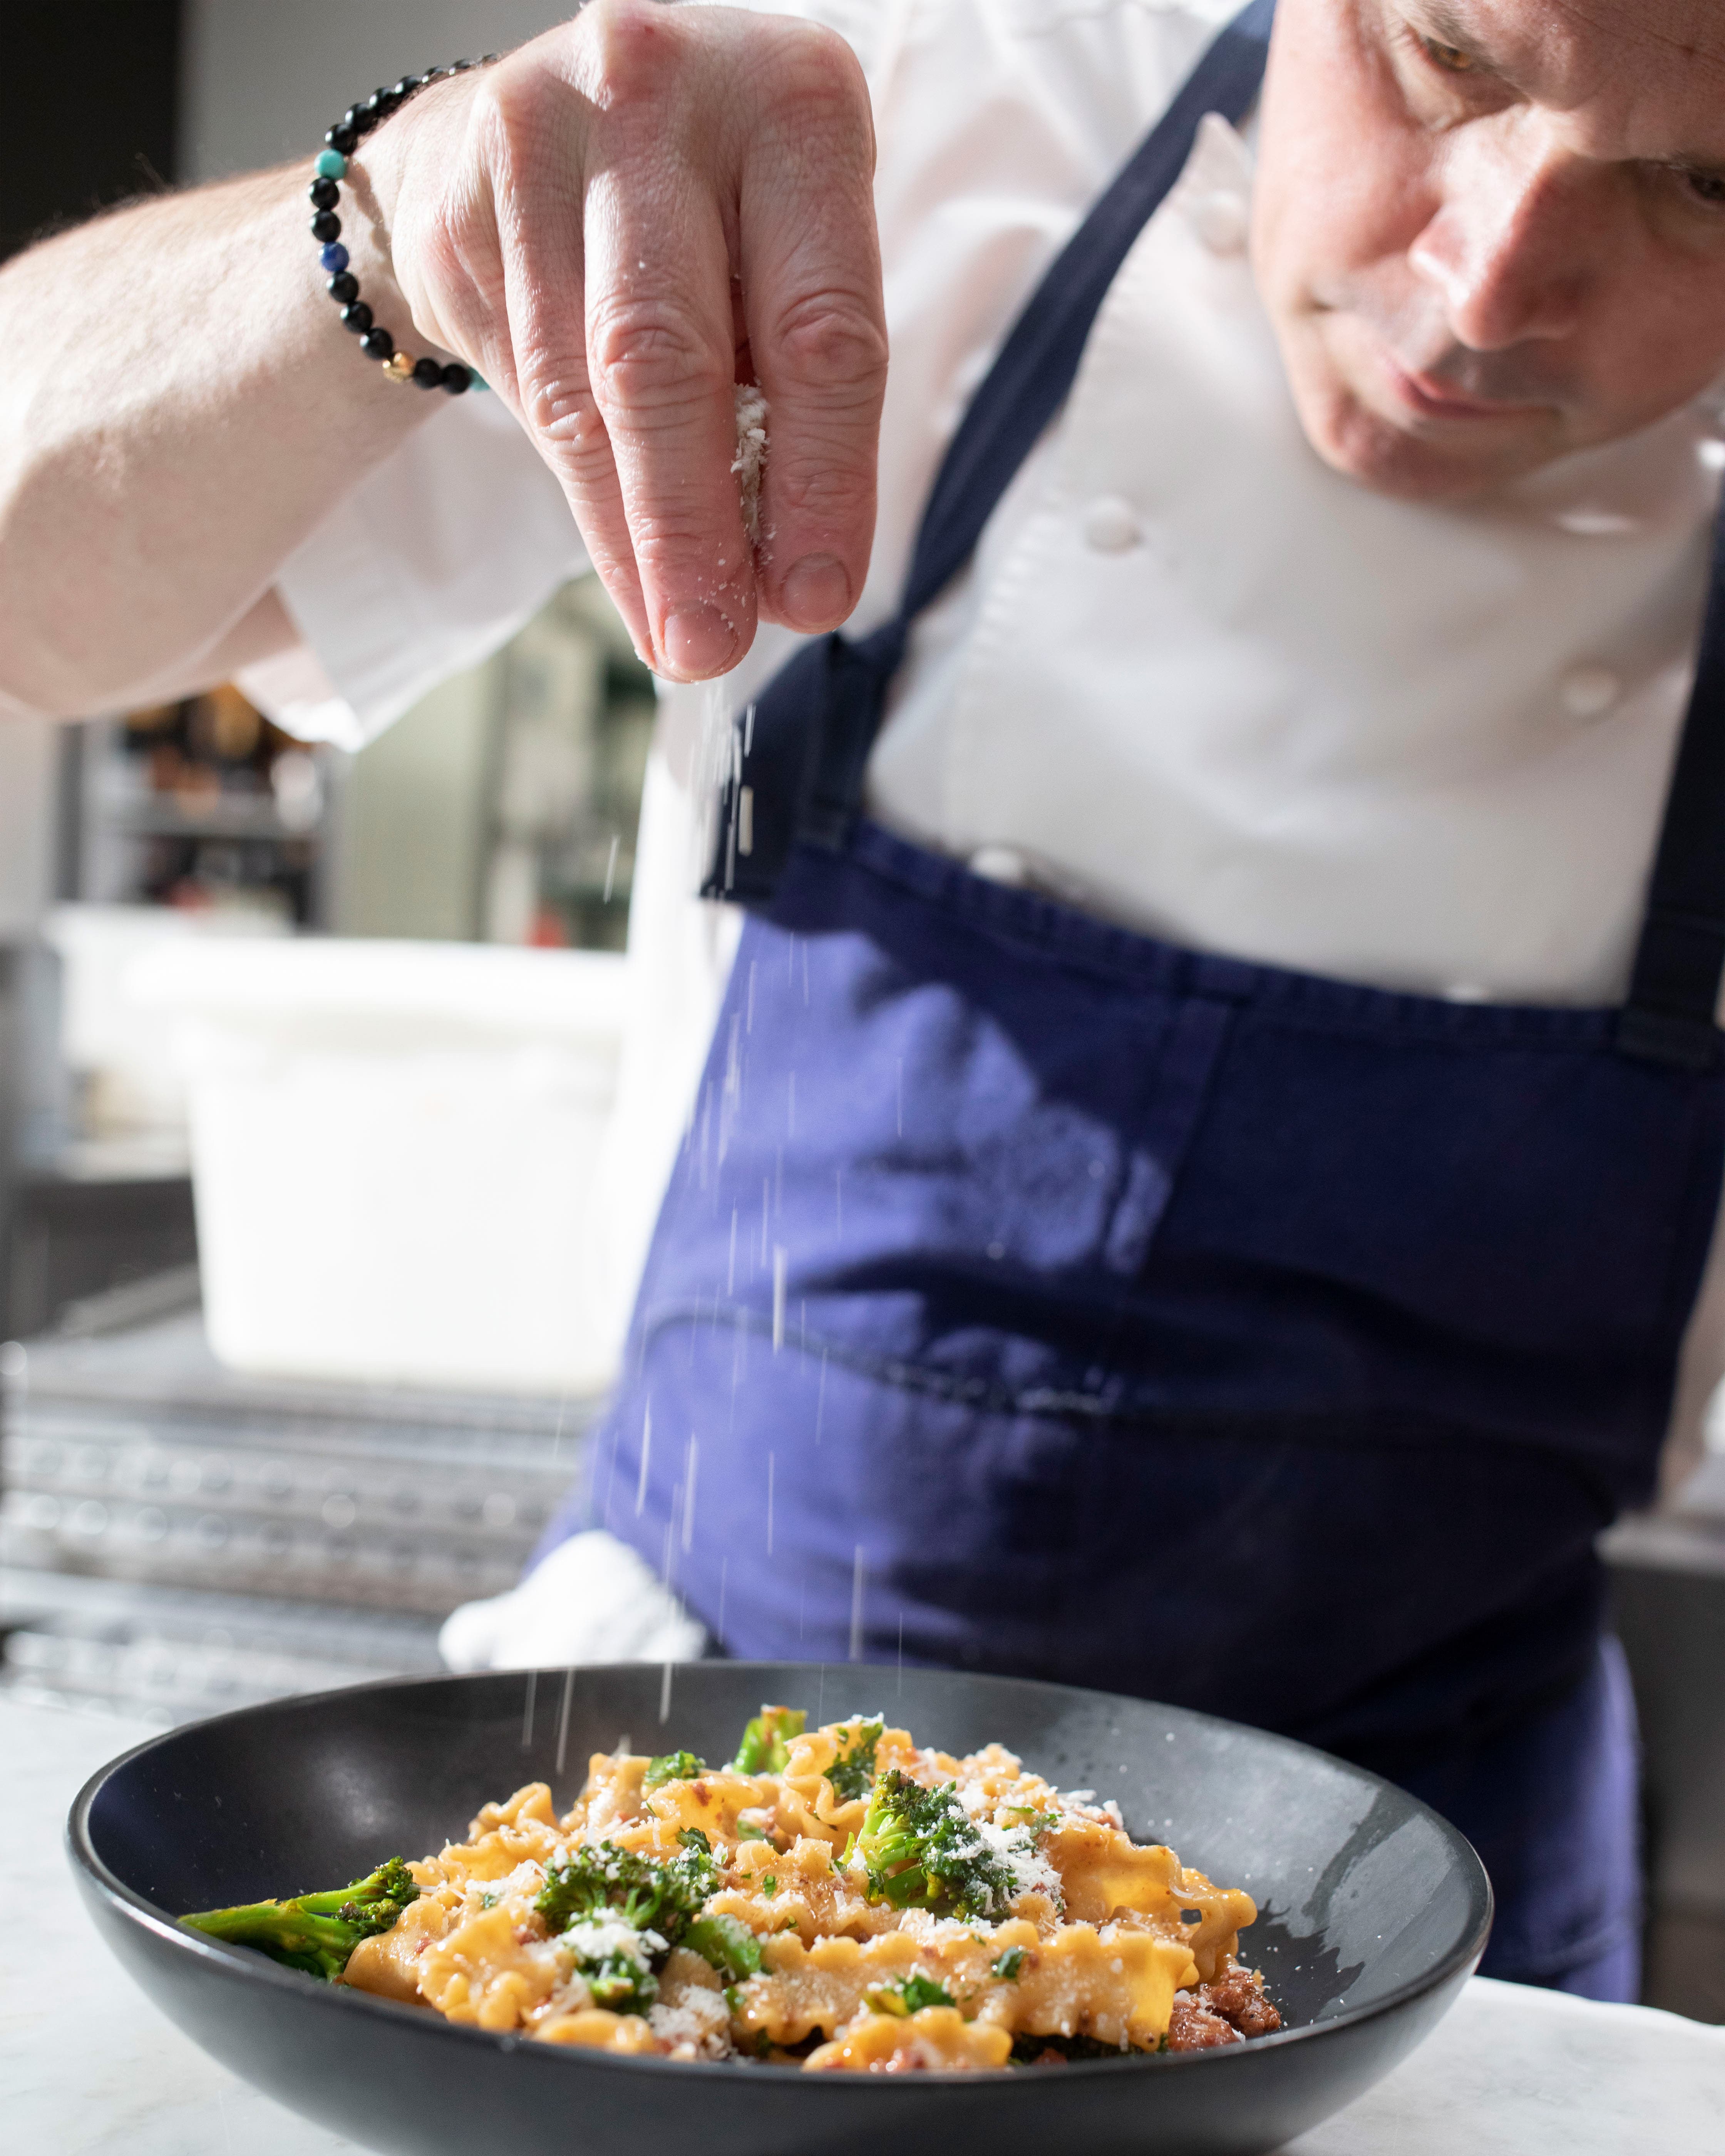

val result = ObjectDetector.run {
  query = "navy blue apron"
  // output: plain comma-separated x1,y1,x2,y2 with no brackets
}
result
547,0,1725,2000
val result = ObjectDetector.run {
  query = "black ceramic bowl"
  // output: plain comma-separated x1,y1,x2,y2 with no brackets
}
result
69,1662,1489,2156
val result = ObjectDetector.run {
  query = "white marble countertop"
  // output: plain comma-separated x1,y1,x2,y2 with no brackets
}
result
5,1696,1720,2152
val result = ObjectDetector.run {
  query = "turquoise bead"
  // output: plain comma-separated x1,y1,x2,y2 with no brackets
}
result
315,148,347,179
470,373,489,392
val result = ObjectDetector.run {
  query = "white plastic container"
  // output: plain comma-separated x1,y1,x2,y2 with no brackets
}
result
131,937,629,1396
45,901,289,1134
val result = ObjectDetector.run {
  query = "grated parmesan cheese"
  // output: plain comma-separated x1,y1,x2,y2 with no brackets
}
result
976,1816,1065,1905
559,1918,663,1969
897,1907,987,1945
492,1859,548,1897
543,1969,595,2017
471,1856,550,1913
648,1987,733,2060
732,384,769,543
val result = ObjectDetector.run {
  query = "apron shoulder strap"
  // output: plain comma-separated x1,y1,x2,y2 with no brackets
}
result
1618,512,1725,1068
705,0,1276,903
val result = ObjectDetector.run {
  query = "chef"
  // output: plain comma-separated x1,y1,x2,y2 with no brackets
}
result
7,0,1725,2007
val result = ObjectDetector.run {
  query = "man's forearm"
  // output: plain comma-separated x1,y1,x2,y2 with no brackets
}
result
0,164,437,717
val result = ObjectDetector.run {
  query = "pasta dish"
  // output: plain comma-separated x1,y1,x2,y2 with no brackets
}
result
182,1704,1282,2071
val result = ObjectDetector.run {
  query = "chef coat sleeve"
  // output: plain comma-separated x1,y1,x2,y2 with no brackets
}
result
236,392,588,750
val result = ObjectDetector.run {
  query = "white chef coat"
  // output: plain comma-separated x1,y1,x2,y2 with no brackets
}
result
240,0,1725,1477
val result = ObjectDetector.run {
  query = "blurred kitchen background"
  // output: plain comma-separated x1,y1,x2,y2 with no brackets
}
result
2,0,1722,2025
2,1,648,1720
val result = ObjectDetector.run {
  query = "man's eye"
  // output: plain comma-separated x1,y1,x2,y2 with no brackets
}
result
1683,169,1725,211
1419,34,1477,74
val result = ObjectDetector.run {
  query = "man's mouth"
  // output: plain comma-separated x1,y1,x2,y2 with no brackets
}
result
1382,356,1549,424
1319,303,1567,428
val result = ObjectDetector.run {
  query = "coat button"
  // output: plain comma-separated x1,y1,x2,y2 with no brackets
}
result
969,845,1028,886
1083,497,1141,552
1190,190,1249,255
1560,664,1621,718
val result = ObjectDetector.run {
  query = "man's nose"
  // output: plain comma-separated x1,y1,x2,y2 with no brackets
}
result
1407,123,1590,352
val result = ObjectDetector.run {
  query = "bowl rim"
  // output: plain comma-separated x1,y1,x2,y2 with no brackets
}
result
66,1660,1493,2092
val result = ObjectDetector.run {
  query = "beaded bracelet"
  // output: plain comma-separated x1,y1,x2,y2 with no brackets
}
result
310,58,500,394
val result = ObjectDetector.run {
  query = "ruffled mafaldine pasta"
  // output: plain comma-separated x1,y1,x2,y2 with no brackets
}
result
181,1706,1281,2071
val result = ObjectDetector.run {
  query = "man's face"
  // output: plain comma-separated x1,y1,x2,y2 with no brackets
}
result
1254,0,1725,499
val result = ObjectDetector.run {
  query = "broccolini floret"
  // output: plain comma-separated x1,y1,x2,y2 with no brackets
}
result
559,1921,662,2012
826,1718,884,1804
534,1836,718,1945
682,1911,764,1981
179,1856,420,1981
865,1970,956,2015
535,1836,724,2014
644,1749,707,1791
731,1704,806,1774
851,1769,1022,1921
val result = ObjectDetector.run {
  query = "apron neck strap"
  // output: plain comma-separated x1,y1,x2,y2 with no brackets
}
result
707,0,1276,902
1618,509,1725,1067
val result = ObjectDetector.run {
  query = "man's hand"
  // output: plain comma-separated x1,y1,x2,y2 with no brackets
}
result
370,0,888,680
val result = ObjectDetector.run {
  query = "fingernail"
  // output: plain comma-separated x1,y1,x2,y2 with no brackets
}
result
661,605,738,679
782,554,852,630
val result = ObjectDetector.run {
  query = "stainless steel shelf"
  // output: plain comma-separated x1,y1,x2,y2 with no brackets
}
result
107,800,313,844
0,1305,599,1714
0,1564,444,1723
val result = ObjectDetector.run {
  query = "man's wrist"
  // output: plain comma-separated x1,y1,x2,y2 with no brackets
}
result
300,62,498,394
347,64,493,357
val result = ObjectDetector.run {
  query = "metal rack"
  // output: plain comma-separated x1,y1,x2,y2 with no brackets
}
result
0,1568,445,1725
0,1301,596,1722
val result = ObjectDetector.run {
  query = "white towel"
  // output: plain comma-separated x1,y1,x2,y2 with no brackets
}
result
438,1530,708,1671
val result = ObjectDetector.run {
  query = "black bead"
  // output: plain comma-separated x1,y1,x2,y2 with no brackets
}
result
361,325,395,360
326,122,357,155
309,176,340,211
310,209,341,243
441,363,472,395
345,104,366,129
327,271,359,304
394,77,420,98
411,356,444,390
340,301,374,335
